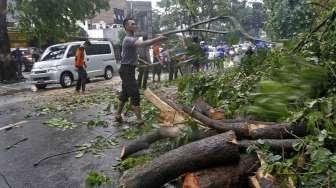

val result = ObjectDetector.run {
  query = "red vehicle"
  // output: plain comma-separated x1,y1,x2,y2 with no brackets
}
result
10,47,41,72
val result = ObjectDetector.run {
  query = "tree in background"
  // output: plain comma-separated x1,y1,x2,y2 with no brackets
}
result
16,0,110,46
263,0,315,40
156,0,265,43
0,0,17,81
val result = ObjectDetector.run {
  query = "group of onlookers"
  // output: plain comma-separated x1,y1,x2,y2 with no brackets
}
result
0,47,41,82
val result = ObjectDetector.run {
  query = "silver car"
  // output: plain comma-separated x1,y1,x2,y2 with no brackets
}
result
30,41,119,89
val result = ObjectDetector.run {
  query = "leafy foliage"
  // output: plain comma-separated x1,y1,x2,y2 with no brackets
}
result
86,117,109,129
255,130,336,187
247,53,328,122
44,117,77,131
75,136,118,158
85,171,111,187
117,155,152,171
16,0,109,44
156,0,264,40
178,50,330,122
30,88,117,117
263,0,315,39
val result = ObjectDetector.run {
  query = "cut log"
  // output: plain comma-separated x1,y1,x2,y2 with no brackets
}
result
120,126,181,159
193,98,225,120
183,105,250,137
120,131,240,188
144,89,185,124
249,153,296,188
194,154,260,188
182,173,200,188
183,105,306,139
121,127,220,159
249,152,277,188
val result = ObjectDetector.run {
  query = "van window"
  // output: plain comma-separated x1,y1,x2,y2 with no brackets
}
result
86,44,111,55
67,45,80,58
41,45,67,61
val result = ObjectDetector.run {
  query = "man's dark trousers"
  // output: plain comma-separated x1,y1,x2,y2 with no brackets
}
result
76,67,87,91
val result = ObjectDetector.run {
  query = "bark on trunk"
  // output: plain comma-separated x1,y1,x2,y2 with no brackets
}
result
195,155,260,188
0,0,10,54
183,105,250,137
183,105,306,139
193,98,225,120
120,127,181,159
120,131,240,188
0,0,17,81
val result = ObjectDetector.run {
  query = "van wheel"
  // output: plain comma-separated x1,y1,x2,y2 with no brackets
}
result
104,67,113,80
60,72,73,88
35,84,47,89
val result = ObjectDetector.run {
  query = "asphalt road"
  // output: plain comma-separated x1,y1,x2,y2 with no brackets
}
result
0,77,124,188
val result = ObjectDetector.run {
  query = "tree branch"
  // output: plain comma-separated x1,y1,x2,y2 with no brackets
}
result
293,10,336,52
161,15,273,44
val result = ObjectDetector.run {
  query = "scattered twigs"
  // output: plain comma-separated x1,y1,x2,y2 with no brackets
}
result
0,121,28,132
0,171,12,188
5,137,28,150
33,149,85,167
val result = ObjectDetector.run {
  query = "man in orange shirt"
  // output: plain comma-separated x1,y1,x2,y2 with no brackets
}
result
75,41,89,93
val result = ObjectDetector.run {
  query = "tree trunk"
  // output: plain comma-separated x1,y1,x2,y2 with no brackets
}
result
0,0,10,54
194,155,260,188
183,105,306,139
144,89,186,124
151,91,306,139
0,0,17,81
120,127,181,159
193,98,225,120
120,131,240,188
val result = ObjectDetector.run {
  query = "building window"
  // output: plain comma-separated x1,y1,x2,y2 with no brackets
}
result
114,8,125,24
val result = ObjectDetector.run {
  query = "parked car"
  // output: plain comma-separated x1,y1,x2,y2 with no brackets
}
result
10,47,36,72
29,41,119,89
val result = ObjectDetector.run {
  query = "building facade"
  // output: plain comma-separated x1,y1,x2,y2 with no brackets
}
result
89,0,127,29
126,1,152,38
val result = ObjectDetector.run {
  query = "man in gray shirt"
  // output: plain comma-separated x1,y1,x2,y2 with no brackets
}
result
116,18,167,124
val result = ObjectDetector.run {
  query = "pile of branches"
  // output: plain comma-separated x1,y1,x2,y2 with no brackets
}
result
117,90,306,188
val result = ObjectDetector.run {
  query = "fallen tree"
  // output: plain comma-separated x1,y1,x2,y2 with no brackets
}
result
194,154,260,188
120,126,181,159
119,131,240,188
121,126,297,159
144,89,186,124
151,90,306,139
193,98,225,120
183,105,306,139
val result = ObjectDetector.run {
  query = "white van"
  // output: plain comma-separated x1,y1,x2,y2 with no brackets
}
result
29,41,119,89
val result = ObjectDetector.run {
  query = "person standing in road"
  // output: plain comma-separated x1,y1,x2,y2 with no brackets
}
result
12,47,23,80
75,41,90,93
152,43,162,82
137,35,151,89
116,17,167,124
